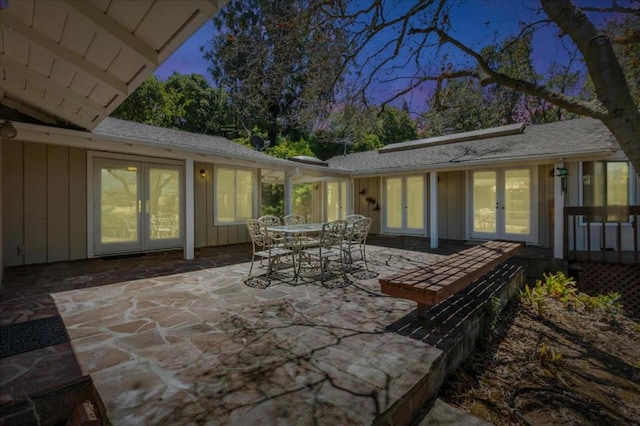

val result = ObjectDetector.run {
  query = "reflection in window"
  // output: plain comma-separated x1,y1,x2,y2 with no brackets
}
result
216,167,255,223
582,161,629,222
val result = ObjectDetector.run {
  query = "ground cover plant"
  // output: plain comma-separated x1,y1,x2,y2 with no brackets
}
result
440,272,640,425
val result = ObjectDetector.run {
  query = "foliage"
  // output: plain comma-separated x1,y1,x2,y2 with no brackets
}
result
265,138,315,159
205,0,349,146
334,0,640,172
521,272,625,321
111,74,236,136
111,76,182,127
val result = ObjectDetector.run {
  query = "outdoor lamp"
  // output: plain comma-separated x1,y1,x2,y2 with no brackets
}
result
200,169,207,179
0,121,17,139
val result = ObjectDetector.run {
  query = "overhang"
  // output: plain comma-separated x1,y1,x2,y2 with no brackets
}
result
0,0,227,130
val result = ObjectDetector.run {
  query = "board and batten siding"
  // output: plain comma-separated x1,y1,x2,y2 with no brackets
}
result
537,164,554,248
193,161,249,248
353,177,381,234
1,141,87,267
437,171,466,240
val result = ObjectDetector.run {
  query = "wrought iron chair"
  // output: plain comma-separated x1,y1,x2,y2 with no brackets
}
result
342,216,373,270
258,215,281,227
344,214,366,225
298,220,348,285
284,214,305,225
246,219,293,284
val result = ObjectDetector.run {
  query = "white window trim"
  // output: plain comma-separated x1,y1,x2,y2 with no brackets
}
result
578,160,636,227
213,165,258,226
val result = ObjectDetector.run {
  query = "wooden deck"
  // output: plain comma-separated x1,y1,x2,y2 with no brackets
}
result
379,241,522,318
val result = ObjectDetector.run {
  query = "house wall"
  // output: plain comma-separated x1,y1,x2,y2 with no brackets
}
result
537,164,555,248
353,176,382,234
1,140,87,267
437,171,466,240
193,161,249,248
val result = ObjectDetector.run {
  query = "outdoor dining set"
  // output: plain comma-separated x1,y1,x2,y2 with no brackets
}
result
245,214,373,288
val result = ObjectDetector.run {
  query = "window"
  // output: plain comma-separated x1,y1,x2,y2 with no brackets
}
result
215,167,255,223
582,161,630,222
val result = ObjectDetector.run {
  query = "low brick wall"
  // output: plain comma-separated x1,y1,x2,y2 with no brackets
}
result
379,262,525,425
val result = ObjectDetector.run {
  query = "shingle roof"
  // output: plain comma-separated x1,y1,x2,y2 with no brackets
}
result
326,118,617,173
94,117,287,164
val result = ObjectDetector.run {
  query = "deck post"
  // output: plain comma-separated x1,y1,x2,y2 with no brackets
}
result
430,171,438,249
284,170,293,216
554,161,565,259
184,158,194,260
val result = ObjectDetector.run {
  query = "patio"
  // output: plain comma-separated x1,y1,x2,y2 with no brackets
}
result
0,237,525,425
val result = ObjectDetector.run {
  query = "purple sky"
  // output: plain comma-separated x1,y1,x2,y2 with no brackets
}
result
153,1,614,109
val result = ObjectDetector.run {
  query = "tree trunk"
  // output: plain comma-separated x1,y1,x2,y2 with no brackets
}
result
540,0,640,173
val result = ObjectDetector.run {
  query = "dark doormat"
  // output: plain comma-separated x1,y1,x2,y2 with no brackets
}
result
0,316,70,359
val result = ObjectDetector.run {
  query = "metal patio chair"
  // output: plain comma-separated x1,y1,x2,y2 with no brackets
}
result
246,219,294,284
342,216,373,270
298,220,348,285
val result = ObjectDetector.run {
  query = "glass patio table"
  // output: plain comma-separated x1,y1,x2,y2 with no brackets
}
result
267,223,324,278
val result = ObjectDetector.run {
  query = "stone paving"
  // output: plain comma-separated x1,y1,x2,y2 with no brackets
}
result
1,238,462,425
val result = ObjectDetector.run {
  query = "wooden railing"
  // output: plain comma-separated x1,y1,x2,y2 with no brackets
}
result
564,206,640,264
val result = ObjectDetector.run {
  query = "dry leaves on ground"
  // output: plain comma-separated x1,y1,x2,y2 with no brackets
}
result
440,278,640,425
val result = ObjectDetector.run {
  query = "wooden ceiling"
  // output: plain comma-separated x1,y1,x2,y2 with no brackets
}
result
0,0,226,130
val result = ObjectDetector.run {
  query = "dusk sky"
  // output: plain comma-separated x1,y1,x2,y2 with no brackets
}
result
153,1,612,108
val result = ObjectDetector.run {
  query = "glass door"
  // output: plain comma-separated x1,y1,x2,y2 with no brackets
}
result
146,165,182,249
384,175,425,235
326,181,347,221
95,159,142,254
471,168,533,242
94,158,183,255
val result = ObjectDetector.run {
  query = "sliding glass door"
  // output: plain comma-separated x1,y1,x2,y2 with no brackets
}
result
94,157,183,255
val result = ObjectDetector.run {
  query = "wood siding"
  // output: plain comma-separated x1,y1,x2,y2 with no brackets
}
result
437,171,465,240
537,164,554,248
354,177,381,234
2,141,87,266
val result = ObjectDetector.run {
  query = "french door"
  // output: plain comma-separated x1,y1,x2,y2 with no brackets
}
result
470,168,534,242
93,157,183,255
383,175,425,235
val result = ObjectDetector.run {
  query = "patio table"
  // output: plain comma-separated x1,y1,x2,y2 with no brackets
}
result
267,223,324,278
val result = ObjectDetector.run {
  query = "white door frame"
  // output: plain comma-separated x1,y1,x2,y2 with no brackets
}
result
382,174,427,236
467,166,538,243
88,151,184,257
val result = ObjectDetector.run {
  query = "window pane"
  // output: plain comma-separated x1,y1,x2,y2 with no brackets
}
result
293,183,313,219
406,176,424,229
504,169,530,235
217,169,236,223
237,170,254,220
100,166,138,243
582,161,629,222
386,178,402,228
326,182,339,222
149,168,180,240
473,171,496,232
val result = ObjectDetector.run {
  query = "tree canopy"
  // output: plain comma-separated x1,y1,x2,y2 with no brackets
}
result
332,0,640,171
204,0,350,146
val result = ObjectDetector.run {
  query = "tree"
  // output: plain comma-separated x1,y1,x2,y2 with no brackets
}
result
111,76,182,127
164,73,235,135
333,0,640,172
204,0,349,146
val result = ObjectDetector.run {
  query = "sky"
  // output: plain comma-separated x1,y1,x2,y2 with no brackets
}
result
153,1,618,109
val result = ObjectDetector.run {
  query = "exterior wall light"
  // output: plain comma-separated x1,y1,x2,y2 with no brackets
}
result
0,121,17,139
200,169,207,179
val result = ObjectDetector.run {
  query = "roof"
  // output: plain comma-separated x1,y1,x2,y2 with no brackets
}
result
326,118,617,174
93,117,291,165
0,1,226,130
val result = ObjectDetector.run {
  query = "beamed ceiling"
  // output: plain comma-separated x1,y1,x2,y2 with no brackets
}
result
0,0,226,130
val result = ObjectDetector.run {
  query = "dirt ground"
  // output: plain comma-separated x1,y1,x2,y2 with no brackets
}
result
439,283,640,425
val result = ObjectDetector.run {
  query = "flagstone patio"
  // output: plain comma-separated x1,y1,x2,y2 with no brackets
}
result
0,237,530,425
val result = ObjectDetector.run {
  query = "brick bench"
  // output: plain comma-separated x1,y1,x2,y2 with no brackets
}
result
379,241,523,318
